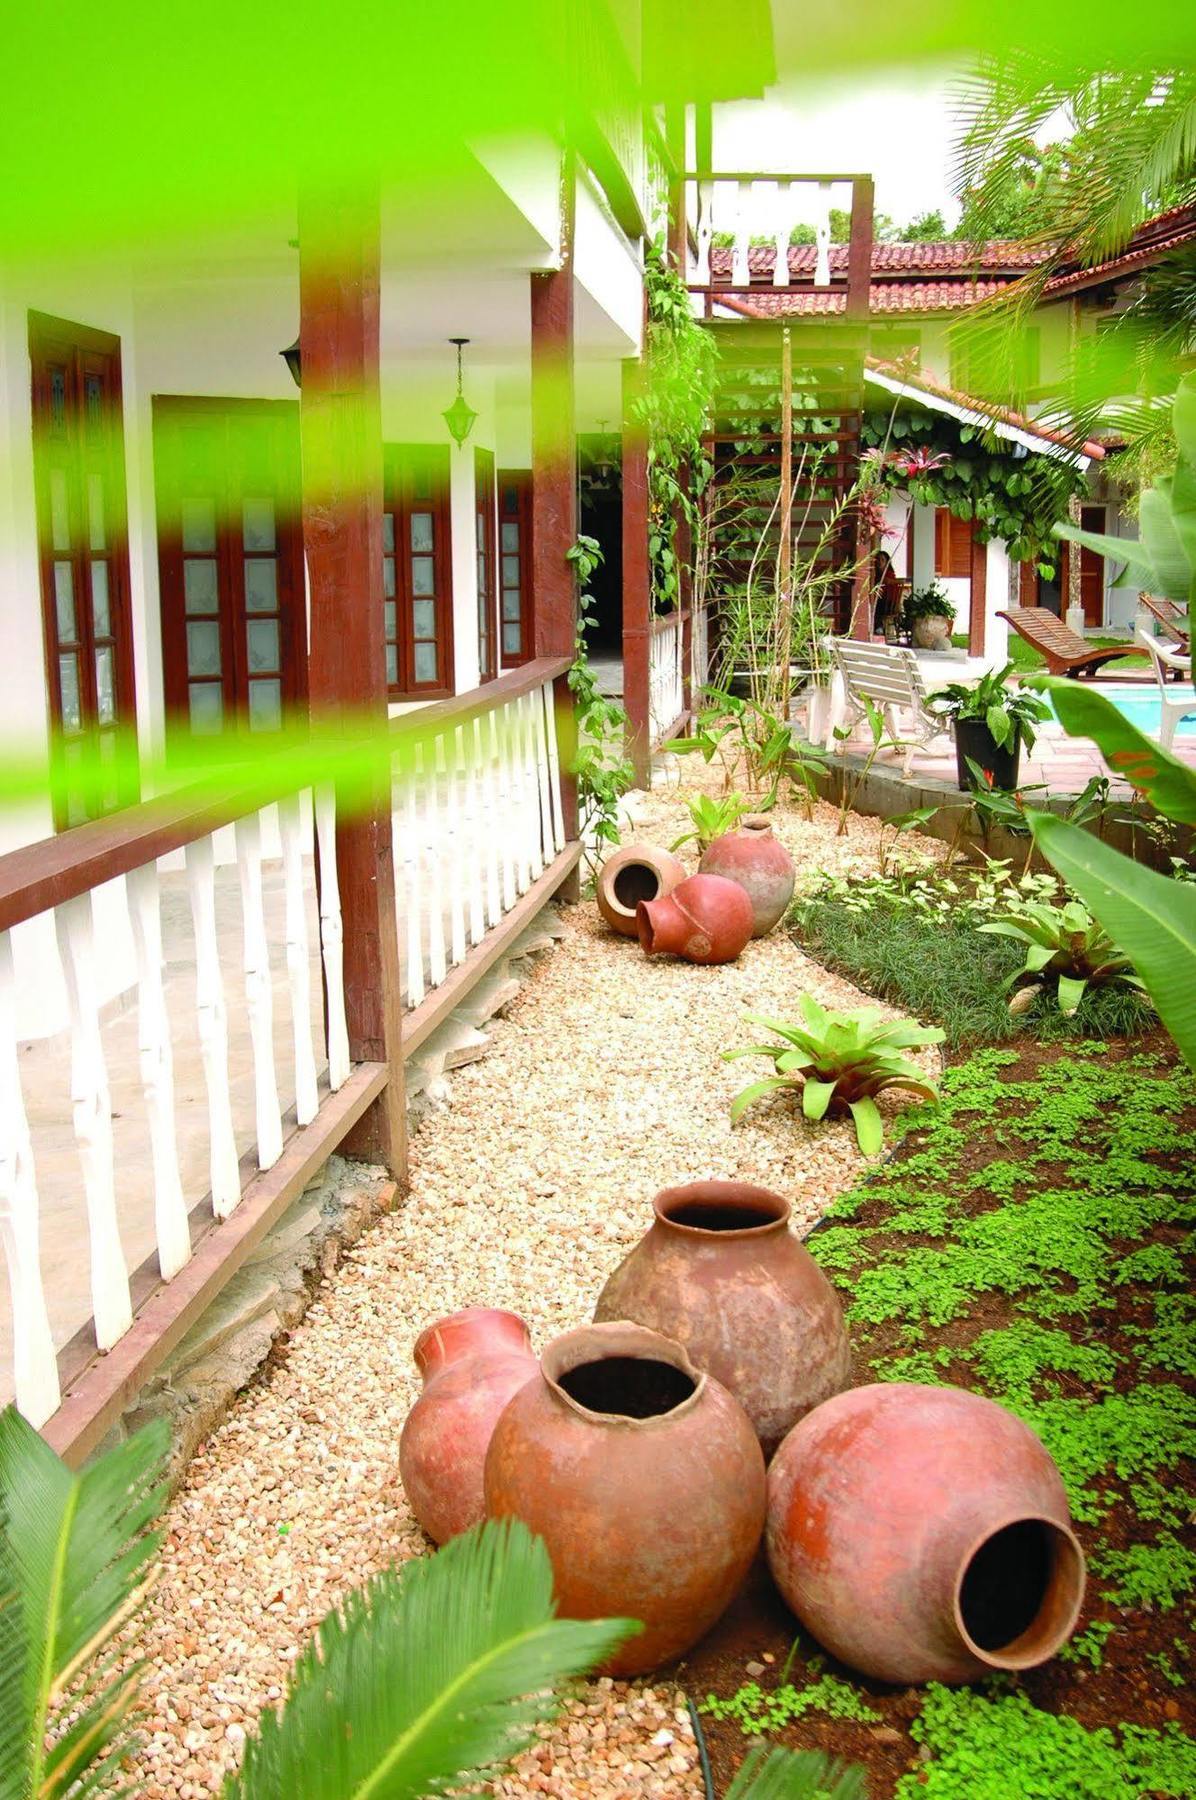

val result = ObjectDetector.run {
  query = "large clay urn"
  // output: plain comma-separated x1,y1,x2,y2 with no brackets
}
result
596,844,686,938
767,1382,1086,1684
699,816,796,937
594,1181,851,1456
484,1322,765,1674
636,872,754,965
399,1308,537,1544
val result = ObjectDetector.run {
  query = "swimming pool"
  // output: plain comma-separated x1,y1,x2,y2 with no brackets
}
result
1045,682,1196,737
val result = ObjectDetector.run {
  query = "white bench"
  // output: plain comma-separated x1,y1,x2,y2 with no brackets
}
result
825,639,953,776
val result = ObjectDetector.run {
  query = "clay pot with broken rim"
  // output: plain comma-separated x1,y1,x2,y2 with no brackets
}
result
699,814,796,937
594,1180,851,1456
636,872,754,965
596,844,686,937
399,1308,538,1544
766,1381,1086,1684
484,1321,766,1674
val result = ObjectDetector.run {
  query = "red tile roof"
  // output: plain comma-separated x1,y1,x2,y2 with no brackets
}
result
866,358,1106,461
717,278,1015,318
1042,205,1196,297
709,240,1048,280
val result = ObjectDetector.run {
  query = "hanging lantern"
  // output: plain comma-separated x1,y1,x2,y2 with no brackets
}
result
442,337,478,447
280,337,302,388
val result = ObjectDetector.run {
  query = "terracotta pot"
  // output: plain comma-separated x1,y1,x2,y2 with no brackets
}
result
594,1181,851,1456
636,873,754,965
766,1382,1086,1684
484,1321,766,1674
596,844,686,937
399,1308,537,1544
699,816,796,937
912,614,951,650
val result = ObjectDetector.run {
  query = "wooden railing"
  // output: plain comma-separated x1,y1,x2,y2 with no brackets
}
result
0,657,576,1457
683,170,875,321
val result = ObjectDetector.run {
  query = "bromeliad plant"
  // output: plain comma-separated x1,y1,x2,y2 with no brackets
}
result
670,790,754,853
978,897,1146,1015
724,995,945,1155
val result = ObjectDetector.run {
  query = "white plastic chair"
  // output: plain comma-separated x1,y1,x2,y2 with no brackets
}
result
1136,629,1195,750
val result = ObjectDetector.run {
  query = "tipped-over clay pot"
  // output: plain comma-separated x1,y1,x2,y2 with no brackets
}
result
484,1321,766,1674
766,1382,1087,1684
699,815,796,937
594,1180,851,1456
596,844,686,937
636,872,754,965
399,1308,537,1544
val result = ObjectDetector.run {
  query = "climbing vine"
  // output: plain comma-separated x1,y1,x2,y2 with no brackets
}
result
634,242,717,612
860,407,1088,572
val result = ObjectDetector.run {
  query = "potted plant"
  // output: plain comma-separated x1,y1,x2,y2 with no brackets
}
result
904,582,956,650
929,662,1051,792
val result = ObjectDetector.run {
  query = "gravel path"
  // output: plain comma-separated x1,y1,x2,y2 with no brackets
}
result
128,774,941,1799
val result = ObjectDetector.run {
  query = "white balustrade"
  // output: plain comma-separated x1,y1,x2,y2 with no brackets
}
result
314,784,351,1089
279,793,320,1127
0,931,60,1425
126,863,191,1280
649,615,686,748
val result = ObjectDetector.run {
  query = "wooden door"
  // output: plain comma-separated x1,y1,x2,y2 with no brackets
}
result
1077,504,1106,627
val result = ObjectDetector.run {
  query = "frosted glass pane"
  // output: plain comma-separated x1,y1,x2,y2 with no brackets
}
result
384,600,396,638
412,599,436,637
243,497,275,552
412,556,434,596
414,643,437,683
382,512,395,552
501,521,519,552
59,653,81,731
87,472,107,550
410,511,433,552
385,643,398,685
53,562,76,642
475,514,485,547
184,558,218,613
502,622,521,656
383,555,395,599
182,498,216,552
50,468,71,551
90,561,110,637
246,618,280,673
502,554,520,586
502,588,521,622
95,645,115,724
188,682,223,733
186,619,222,677
244,558,277,612
248,678,282,730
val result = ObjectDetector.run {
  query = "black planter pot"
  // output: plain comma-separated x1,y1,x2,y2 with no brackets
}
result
954,717,1022,792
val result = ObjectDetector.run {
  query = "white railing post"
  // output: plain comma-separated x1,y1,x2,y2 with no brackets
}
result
185,834,242,1218
0,931,60,1425
126,863,191,1280
279,792,320,1127
234,812,283,1171
314,783,351,1089
733,179,752,287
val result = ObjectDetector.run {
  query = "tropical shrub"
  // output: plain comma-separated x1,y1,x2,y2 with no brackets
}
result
929,663,1052,752
904,581,956,624
724,995,944,1155
670,790,754,853
978,897,1145,1014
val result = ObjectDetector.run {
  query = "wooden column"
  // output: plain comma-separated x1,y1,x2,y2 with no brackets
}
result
622,355,652,787
299,184,406,1180
531,160,580,890
846,176,874,323
968,529,988,657
665,105,687,274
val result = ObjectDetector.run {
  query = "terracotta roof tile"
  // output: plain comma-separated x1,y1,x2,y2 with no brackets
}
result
708,240,1049,280
718,278,1016,317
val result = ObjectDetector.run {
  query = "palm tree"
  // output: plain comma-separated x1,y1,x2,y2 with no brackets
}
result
1,1405,867,1799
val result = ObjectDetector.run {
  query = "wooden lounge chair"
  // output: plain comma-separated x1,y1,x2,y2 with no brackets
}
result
1140,595,1190,652
826,639,952,776
997,608,1129,678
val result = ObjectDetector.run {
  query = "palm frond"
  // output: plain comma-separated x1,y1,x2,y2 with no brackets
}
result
724,1742,868,1800
0,1404,170,1800
228,1517,636,1800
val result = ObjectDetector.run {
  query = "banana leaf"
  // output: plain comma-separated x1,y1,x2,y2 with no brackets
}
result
1031,679,1196,824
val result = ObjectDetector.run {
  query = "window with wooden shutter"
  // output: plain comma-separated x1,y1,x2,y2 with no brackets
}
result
934,508,974,580
29,311,138,827
497,470,534,665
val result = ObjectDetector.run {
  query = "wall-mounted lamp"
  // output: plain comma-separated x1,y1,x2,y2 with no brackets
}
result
280,337,302,388
442,337,478,447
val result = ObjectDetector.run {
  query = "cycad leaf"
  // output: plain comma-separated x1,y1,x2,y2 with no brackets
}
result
725,1743,868,1800
847,1097,885,1157
229,1518,635,1800
0,1404,169,1800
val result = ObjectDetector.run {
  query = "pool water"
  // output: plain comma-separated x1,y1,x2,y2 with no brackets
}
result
1046,682,1196,737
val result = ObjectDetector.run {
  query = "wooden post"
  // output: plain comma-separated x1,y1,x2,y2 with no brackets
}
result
531,158,580,892
846,176,874,323
666,105,687,274
969,529,988,657
299,184,406,1181
622,355,651,786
